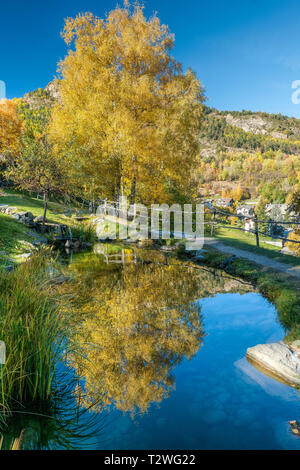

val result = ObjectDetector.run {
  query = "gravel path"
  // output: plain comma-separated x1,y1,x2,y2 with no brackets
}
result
101,216,300,280
204,238,300,280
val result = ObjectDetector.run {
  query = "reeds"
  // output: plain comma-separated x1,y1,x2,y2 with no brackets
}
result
0,252,66,417
0,430,23,450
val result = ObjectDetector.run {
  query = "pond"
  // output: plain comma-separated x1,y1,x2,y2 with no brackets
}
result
3,247,300,449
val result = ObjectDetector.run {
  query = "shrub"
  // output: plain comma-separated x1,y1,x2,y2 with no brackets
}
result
71,222,97,244
286,230,300,256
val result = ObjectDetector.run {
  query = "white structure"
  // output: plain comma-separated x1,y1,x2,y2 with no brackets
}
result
244,218,255,232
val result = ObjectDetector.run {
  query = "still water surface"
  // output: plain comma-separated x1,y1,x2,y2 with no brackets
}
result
5,248,300,449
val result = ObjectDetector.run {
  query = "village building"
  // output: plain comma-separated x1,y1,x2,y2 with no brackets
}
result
215,198,234,208
237,204,255,218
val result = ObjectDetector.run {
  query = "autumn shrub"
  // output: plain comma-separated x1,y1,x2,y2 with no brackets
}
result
286,230,300,256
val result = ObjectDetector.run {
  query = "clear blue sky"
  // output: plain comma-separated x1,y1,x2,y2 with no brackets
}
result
2,0,300,117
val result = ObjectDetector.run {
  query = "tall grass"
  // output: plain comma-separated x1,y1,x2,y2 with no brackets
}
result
71,221,97,244
0,252,66,417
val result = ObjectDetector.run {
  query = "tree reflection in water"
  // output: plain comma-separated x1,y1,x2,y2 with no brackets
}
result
68,248,251,416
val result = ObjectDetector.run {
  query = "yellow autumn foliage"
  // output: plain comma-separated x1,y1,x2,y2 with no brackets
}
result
50,1,205,204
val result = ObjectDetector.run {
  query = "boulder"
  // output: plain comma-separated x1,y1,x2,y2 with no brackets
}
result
160,245,175,252
32,238,47,247
15,253,32,259
5,207,18,215
246,342,300,386
0,204,8,212
24,217,35,227
15,211,33,219
34,215,46,223
289,420,300,437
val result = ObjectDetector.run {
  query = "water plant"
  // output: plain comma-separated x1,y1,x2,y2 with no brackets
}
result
0,251,66,417
71,221,97,244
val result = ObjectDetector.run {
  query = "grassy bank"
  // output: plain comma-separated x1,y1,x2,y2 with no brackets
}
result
215,226,300,267
0,251,66,418
197,246,300,342
0,190,96,268
0,189,82,225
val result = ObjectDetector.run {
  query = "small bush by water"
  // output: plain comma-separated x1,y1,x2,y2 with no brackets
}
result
71,222,97,244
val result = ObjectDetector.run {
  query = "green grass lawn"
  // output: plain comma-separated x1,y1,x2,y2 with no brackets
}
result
0,189,91,268
0,213,35,267
0,189,86,225
215,226,300,267
1,190,300,269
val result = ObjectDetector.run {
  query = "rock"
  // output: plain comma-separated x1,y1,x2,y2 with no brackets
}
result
246,342,300,386
45,79,60,101
20,212,34,223
32,239,47,247
5,207,18,215
15,253,32,259
24,217,35,227
289,420,300,437
0,204,8,212
161,245,175,251
18,240,35,249
16,211,33,219
34,215,46,223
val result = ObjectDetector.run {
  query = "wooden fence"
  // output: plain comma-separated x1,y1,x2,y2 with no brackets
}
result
97,199,300,249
